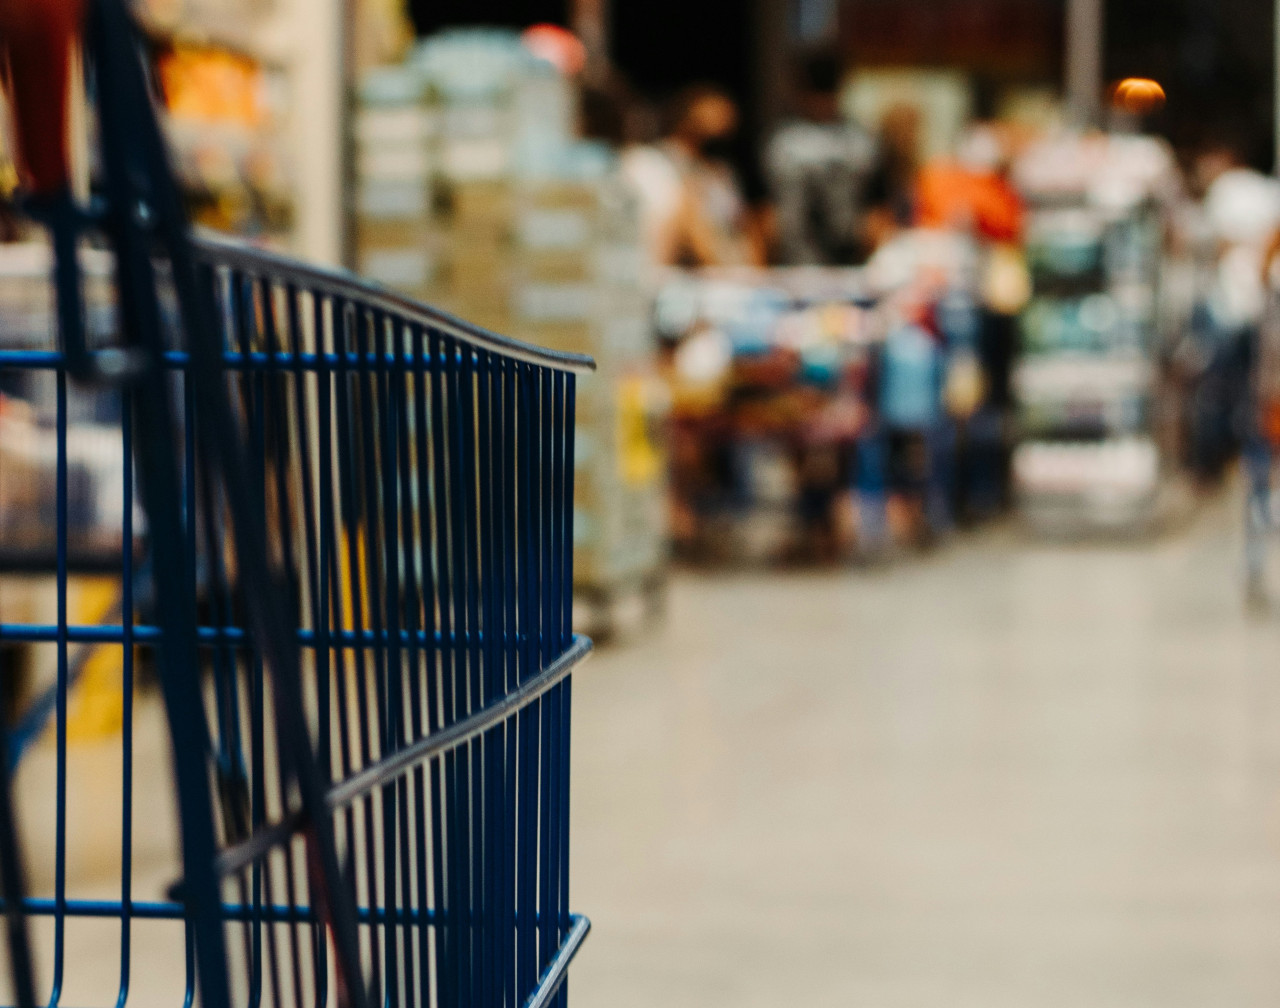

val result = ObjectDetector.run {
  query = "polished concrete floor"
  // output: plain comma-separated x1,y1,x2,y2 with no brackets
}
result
569,494,1280,1007
7,490,1280,1006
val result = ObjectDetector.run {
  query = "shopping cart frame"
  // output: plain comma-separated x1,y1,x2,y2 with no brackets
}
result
0,1,596,1006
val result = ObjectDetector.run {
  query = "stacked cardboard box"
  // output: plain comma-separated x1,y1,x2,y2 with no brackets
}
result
432,168,665,596
513,174,664,594
429,179,515,333
355,31,668,618
355,67,437,299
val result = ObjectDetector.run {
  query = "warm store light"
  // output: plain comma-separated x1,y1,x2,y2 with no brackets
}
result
1111,77,1166,115
521,24,587,76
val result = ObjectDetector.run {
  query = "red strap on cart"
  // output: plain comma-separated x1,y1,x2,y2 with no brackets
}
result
0,0,82,196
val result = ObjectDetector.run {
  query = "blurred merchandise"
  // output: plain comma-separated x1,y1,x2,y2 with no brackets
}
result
354,64,436,296
1012,437,1160,528
0,244,138,565
142,0,296,243
1013,131,1176,535
352,0,415,75
356,29,666,634
138,0,282,43
655,237,1000,565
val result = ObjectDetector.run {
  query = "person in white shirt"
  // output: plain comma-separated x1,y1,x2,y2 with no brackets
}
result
1187,140,1280,483
620,84,759,268
1199,148,1280,332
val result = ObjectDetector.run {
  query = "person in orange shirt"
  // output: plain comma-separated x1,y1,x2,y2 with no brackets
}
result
915,125,1024,242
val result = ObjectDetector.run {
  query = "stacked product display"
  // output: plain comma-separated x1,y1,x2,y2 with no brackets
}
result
356,30,666,634
355,66,436,300
1012,132,1175,534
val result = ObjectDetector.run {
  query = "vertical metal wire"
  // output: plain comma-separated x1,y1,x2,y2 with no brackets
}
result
51,360,68,1008
410,323,447,1008
516,360,539,999
427,329,456,1007
322,293,369,1008
555,374,577,1008
283,283,331,1008
499,357,519,1008
329,298,379,1008
536,365,555,982
454,342,481,1008
258,275,316,1008
232,272,273,1008
476,347,500,1008
546,371,566,1008
115,386,135,1008
388,318,422,1008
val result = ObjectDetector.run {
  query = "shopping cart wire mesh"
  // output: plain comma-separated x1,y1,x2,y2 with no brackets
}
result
0,2,595,1007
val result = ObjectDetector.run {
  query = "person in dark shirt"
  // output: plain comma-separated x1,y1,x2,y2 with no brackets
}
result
863,102,922,250
764,50,878,266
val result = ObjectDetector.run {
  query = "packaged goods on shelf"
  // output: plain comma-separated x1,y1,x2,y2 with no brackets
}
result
658,229,1012,565
356,30,666,630
1013,131,1176,536
140,0,283,48
658,262,944,563
432,163,665,618
0,244,139,564
355,66,437,297
1014,355,1153,437
147,14,294,245
1012,437,1160,532
0,244,116,359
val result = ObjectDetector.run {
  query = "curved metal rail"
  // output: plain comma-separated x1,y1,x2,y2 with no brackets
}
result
193,231,597,375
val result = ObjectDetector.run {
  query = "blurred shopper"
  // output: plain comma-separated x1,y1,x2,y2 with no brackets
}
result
1199,144,1280,339
620,84,759,267
917,123,1027,517
581,76,675,269
1187,138,1280,481
915,125,1023,243
863,103,922,250
764,50,878,266
1257,226,1280,445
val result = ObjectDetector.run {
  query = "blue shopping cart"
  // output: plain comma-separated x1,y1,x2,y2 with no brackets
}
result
0,2,593,1007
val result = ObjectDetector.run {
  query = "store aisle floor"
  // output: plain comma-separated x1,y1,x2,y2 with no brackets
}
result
569,495,1280,1008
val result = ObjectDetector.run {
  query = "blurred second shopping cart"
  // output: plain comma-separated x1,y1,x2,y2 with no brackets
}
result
0,2,594,1007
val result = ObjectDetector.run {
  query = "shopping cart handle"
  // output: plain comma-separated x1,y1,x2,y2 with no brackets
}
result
0,0,83,197
0,0,105,380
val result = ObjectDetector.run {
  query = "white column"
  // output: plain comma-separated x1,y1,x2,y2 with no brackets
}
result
755,0,789,142
289,0,346,266
1066,0,1104,127
572,0,610,85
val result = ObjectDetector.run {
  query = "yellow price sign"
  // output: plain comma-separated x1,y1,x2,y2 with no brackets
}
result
616,374,662,488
